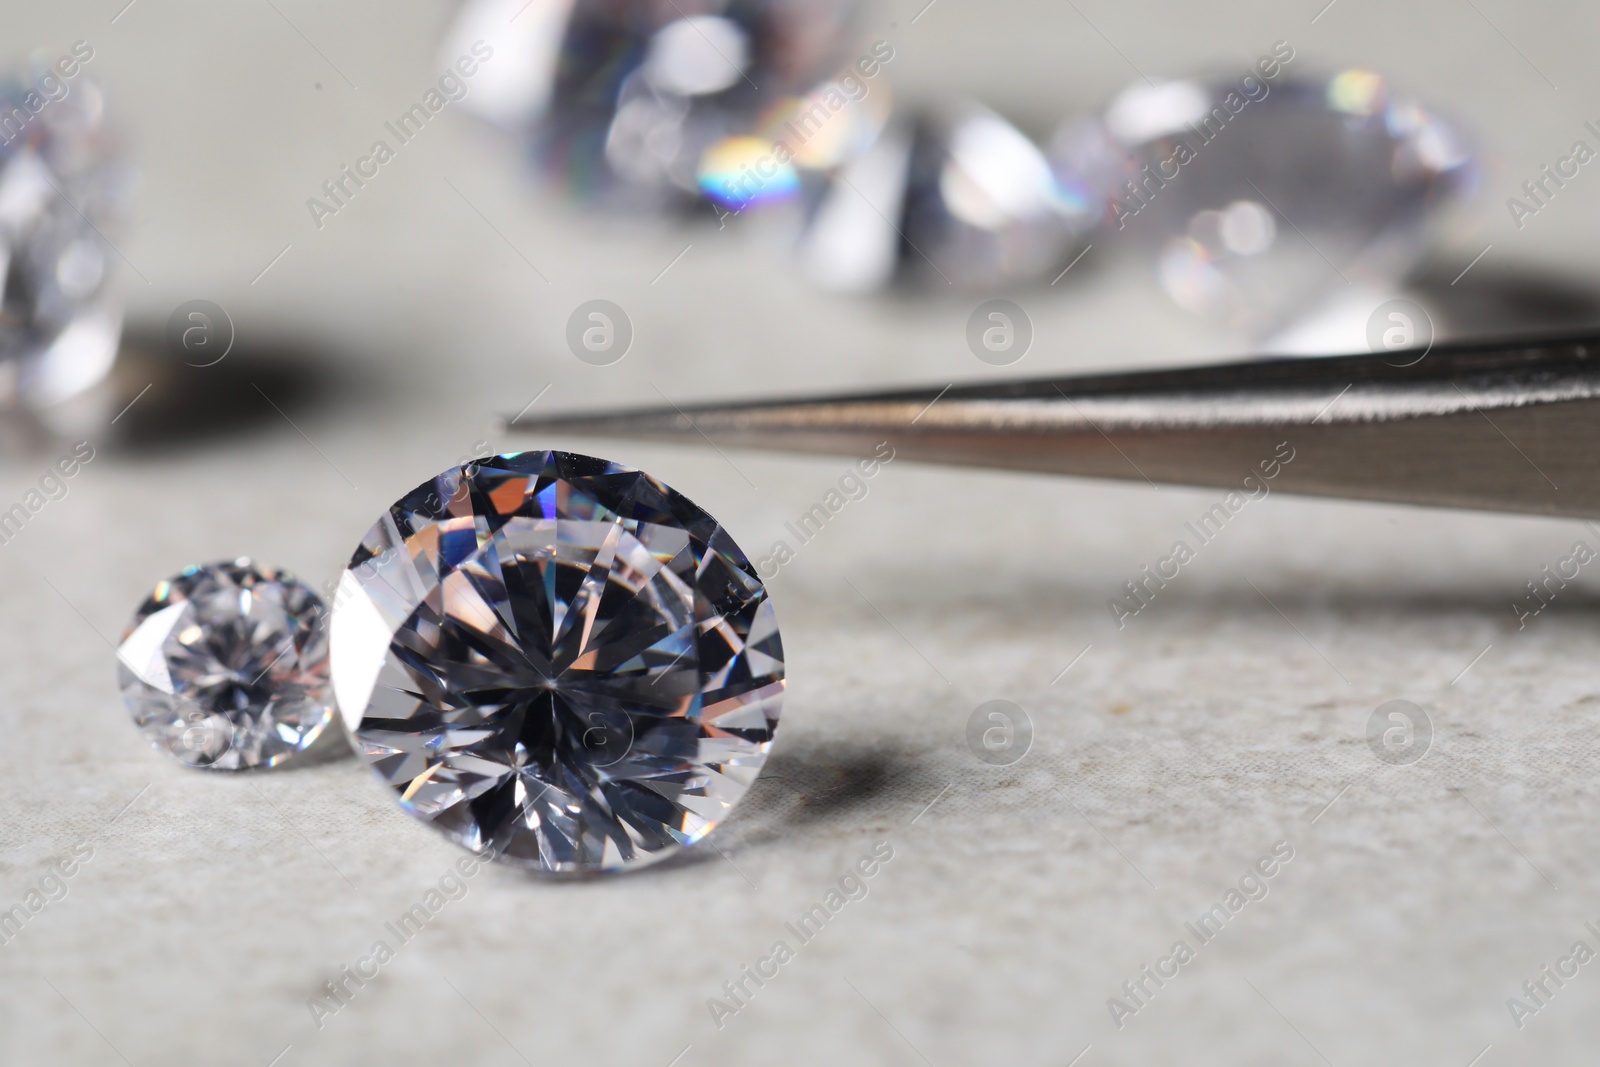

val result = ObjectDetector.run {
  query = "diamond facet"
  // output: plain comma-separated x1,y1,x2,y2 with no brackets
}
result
117,560,335,769
331,451,785,875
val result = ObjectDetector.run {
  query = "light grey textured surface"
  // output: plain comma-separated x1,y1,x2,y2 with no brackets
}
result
3,1,1600,1064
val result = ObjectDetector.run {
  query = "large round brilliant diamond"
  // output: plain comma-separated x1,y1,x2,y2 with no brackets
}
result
331,451,784,874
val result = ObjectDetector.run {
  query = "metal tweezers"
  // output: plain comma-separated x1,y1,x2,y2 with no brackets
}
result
507,331,1600,520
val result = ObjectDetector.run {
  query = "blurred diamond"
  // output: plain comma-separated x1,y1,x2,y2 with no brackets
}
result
447,0,867,212
332,451,785,875
1051,71,1476,335
117,560,335,770
0,66,127,415
800,104,1090,291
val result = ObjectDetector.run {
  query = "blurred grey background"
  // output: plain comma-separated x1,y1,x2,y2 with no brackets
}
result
4,0,1600,1064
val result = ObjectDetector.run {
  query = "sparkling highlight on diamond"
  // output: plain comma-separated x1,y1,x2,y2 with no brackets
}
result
331,451,785,875
117,559,335,769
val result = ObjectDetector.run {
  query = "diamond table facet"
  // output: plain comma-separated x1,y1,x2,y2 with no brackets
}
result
332,451,785,875
117,559,335,769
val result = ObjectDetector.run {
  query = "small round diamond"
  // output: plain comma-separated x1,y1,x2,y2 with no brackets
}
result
331,451,785,875
116,559,335,769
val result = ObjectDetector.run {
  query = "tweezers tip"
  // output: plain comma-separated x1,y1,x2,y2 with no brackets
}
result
501,406,691,437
